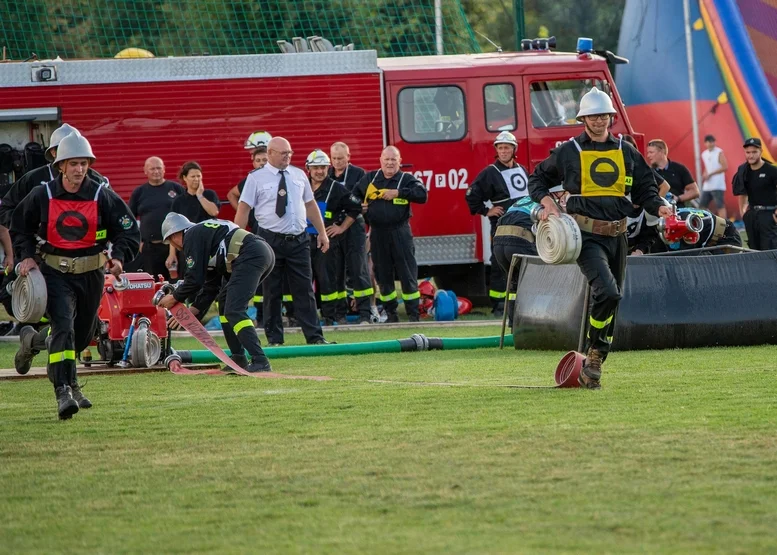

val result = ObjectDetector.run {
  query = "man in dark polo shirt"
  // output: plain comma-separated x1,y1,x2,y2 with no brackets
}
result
128,156,185,280
647,139,699,207
734,137,777,250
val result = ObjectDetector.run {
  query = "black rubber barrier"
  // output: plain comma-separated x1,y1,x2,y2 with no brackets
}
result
513,250,777,351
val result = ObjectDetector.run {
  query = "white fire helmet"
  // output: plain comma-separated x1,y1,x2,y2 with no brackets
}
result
244,131,272,150
53,131,96,164
494,131,518,148
306,149,331,167
576,87,617,121
46,123,80,161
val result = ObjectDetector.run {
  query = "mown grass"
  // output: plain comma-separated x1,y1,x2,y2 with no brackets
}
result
1,326,776,554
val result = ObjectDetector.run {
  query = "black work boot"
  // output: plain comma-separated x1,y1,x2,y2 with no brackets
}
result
70,380,92,409
386,312,400,324
14,325,39,375
246,356,272,373
55,385,79,420
222,354,248,374
579,348,603,390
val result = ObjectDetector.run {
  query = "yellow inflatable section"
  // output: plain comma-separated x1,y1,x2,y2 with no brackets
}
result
114,48,155,59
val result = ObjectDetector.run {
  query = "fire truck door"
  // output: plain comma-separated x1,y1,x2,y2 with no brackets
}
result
386,81,477,266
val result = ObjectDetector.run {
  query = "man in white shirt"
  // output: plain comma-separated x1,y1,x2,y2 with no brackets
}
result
700,134,729,219
235,137,331,345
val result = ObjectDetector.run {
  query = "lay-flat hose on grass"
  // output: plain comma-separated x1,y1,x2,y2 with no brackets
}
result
175,334,514,363
535,214,582,265
11,267,47,323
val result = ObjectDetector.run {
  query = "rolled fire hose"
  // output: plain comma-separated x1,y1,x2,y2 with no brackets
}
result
10,264,47,323
534,214,582,265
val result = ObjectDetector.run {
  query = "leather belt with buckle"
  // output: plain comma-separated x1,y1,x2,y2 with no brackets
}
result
43,253,107,274
571,214,628,237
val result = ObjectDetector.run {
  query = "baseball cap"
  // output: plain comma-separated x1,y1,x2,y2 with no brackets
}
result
743,137,762,148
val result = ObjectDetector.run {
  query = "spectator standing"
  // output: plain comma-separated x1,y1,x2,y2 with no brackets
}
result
171,161,220,223
647,139,699,207
329,141,373,323
352,146,428,322
700,135,729,219
734,138,777,250
235,137,330,346
128,157,184,280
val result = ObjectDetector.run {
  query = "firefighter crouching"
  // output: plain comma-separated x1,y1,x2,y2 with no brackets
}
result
352,146,428,322
467,131,530,316
11,132,139,419
493,186,566,320
528,88,672,390
157,214,275,373
305,150,362,325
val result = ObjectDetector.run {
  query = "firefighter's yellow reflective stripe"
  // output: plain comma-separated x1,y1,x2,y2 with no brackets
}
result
320,291,339,302
282,295,293,302
233,319,253,334
508,293,516,301
402,291,421,300
324,211,333,219
219,316,229,323
47,327,51,336
96,229,107,240
392,198,408,205
49,350,76,363
353,287,374,298
337,291,347,299
253,295,263,303
379,291,397,302
606,336,614,344
39,316,49,323
589,315,613,329
489,290,507,299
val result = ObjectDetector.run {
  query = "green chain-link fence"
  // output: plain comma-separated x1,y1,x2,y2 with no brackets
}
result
1,0,480,60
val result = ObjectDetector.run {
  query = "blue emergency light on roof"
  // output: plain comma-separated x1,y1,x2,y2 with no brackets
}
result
577,37,594,54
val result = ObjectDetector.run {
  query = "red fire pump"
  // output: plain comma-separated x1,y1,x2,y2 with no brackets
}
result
86,273,170,367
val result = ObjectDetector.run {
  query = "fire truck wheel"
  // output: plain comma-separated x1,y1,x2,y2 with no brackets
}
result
130,326,162,368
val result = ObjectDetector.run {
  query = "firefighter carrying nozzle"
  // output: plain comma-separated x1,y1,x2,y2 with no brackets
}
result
656,204,704,246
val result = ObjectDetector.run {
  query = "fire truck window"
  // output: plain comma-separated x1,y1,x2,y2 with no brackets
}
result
484,84,516,132
398,86,466,142
529,79,604,128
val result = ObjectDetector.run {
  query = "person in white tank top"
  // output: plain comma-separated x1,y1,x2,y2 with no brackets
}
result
700,135,729,219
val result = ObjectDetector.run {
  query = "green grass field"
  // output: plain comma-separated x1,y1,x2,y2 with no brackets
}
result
1,325,776,553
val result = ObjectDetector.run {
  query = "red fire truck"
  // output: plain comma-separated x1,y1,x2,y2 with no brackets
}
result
0,41,637,295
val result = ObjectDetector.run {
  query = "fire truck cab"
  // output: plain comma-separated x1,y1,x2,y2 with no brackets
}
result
0,40,637,296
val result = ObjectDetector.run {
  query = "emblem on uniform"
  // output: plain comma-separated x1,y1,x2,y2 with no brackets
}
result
168,190,177,198
278,189,287,197
186,256,195,269
589,159,620,188
119,215,133,229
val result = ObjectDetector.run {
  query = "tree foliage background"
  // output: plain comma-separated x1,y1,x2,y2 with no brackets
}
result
464,0,626,54
0,0,625,60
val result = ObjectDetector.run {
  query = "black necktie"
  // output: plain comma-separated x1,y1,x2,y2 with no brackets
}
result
276,170,287,218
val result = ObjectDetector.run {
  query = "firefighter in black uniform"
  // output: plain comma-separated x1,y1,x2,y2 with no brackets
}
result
467,131,530,316
493,187,566,318
734,137,777,250
157,213,275,372
329,141,373,323
306,150,362,325
0,124,110,322
529,88,672,389
11,132,139,419
352,146,428,322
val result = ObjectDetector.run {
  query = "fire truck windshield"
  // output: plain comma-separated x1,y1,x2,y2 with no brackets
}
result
529,79,605,128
